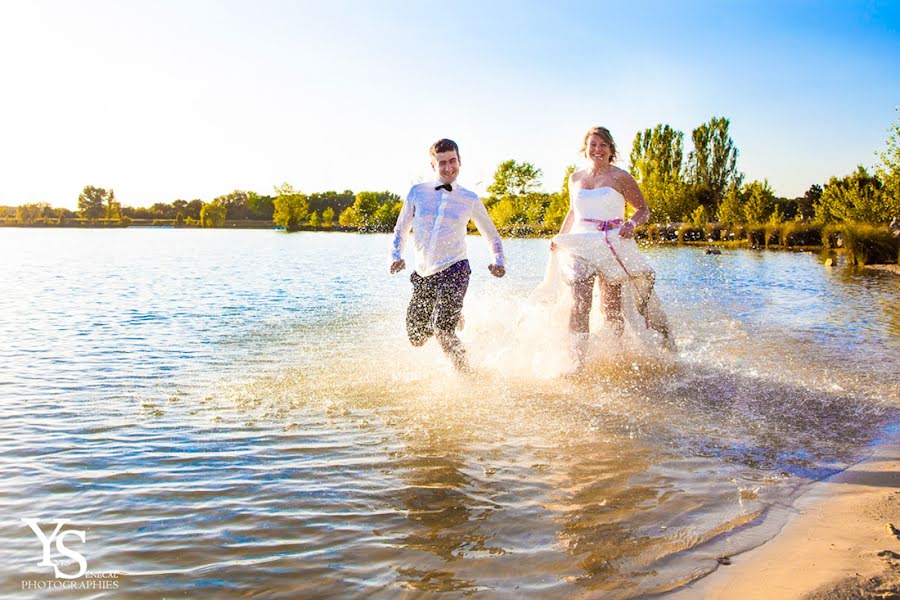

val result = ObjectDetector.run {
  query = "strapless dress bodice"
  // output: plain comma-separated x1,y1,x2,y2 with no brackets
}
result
569,186,625,233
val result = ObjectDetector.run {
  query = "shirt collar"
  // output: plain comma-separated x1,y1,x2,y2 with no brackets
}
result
433,180,459,191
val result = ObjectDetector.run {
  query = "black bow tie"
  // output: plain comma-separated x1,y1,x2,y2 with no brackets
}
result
435,183,452,192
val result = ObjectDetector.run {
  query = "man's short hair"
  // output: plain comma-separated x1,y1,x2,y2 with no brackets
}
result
430,138,460,161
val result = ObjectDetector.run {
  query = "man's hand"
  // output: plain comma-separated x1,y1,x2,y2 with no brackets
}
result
390,259,406,274
488,264,505,278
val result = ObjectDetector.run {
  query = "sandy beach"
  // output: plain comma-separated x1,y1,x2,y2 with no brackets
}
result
671,430,900,599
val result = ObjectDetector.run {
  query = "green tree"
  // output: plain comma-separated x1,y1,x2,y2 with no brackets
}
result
200,202,227,227
78,186,110,220
522,191,551,227
489,199,521,228
690,204,708,227
630,124,693,221
742,180,775,223
487,160,542,198
876,107,900,221
247,194,275,221
213,190,261,221
352,191,381,227
338,206,358,227
308,190,355,217
544,165,576,229
717,184,744,226
16,202,52,224
308,211,321,227
372,201,402,232
797,185,822,221
687,117,741,213
322,206,335,227
105,189,121,220
272,183,309,232
814,166,884,223
187,199,204,220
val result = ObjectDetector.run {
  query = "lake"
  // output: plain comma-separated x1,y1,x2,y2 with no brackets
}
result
0,228,897,598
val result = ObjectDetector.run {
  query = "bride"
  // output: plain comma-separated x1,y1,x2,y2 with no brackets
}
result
535,126,674,370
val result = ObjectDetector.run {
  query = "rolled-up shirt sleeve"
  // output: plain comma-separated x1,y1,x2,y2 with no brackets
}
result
470,197,505,267
391,188,416,262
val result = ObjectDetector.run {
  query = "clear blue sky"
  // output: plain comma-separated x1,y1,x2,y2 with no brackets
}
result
1,0,898,209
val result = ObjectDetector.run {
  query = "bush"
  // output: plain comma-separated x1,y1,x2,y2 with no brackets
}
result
677,224,704,242
704,222,725,241
747,224,767,247
841,222,900,265
781,222,823,247
662,224,679,241
764,223,783,247
822,223,844,248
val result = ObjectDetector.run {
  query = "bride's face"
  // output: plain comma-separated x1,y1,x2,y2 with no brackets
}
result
586,134,612,167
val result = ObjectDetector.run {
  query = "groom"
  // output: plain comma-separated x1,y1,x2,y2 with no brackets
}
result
390,138,506,371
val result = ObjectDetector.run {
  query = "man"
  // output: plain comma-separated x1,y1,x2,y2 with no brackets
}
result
390,138,506,371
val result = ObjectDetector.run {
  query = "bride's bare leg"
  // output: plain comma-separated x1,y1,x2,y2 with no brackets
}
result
568,276,594,370
599,280,624,336
569,276,594,334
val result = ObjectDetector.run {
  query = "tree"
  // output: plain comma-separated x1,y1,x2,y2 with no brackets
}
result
630,124,693,222
105,189,121,220
272,183,309,232
544,165,576,229
338,207,358,227
322,206,335,227
16,203,52,224
797,185,822,221
200,202,227,227
814,166,884,223
350,191,401,229
717,184,744,226
487,160,542,199
630,124,684,184
876,107,900,221
742,180,775,223
352,191,381,227
186,199,204,220
690,204,708,227
308,211,321,227
687,117,741,213
489,199,521,228
78,186,110,220
308,190,355,217
372,201,402,232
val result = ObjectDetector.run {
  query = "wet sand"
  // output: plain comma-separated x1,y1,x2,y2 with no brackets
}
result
672,431,900,599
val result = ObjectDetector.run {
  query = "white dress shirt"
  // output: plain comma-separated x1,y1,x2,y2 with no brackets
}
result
392,181,505,277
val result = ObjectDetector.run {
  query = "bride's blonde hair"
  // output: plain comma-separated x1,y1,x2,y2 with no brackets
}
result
580,126,617,163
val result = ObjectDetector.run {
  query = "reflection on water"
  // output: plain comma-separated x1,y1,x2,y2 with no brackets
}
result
0,230,897,598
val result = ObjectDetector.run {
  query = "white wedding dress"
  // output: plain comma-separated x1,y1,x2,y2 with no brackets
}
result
530,185,674,351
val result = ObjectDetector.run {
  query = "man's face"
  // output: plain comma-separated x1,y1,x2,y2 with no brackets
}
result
432,150,460,184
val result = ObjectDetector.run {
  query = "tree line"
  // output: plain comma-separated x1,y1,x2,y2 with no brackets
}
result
2,186,402,231
3,111,898,232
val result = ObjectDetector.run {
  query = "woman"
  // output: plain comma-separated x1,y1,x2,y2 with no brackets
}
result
545,126,674,369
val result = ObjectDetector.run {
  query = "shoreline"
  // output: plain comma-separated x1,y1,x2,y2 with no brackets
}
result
669,428,900,599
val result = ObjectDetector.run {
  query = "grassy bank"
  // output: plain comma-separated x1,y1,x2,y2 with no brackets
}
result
632,221,900,265
4,217,898,266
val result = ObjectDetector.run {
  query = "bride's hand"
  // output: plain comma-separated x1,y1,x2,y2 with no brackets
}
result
619,220,636,239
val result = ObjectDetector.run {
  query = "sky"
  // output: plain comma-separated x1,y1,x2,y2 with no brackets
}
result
1,0,898,210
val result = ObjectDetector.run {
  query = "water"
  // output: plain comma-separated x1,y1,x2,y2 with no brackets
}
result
0,229,897,598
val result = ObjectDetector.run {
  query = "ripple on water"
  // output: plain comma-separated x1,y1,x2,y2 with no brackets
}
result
0,232,896,598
